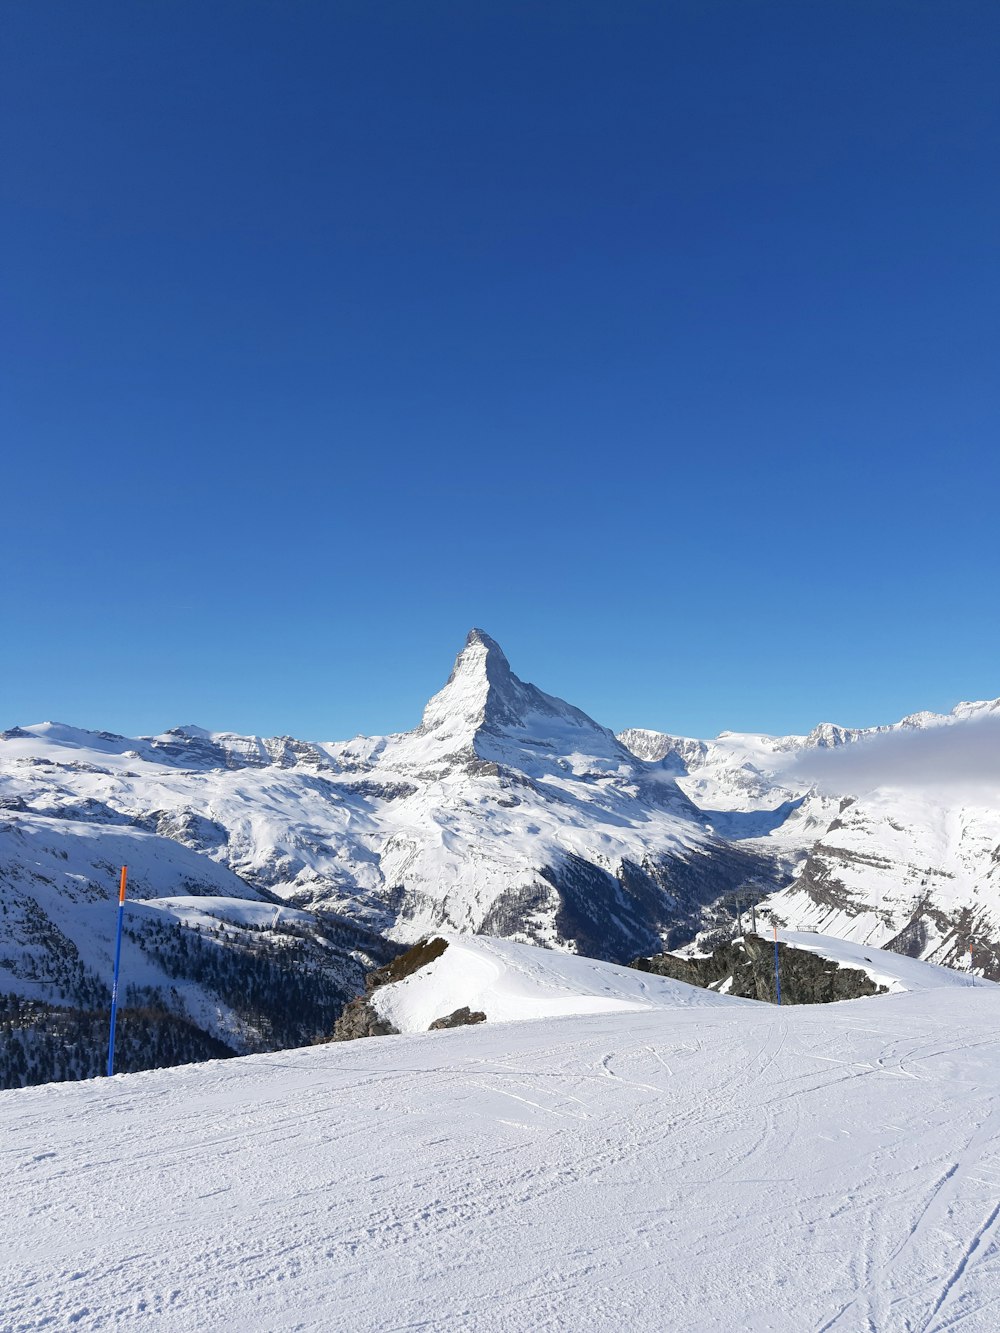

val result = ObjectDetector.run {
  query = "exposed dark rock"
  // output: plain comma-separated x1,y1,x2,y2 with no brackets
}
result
331,996,400,1041
136,809,231,851
884,901,1000,981
364,936,449,992
429,1007,487,1030
479,882,558,939
883,916,930,959
327,937,451,1042
631,934,886,1005
339,779,418,801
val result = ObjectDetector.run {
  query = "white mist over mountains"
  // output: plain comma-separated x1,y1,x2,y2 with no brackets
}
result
785,711,1000,796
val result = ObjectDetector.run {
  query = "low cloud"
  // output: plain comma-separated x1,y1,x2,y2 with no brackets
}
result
781,713,1000,797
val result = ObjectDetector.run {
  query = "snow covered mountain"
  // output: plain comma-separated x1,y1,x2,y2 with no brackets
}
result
3,628,997,1089
0,632,784,990
0,800,398,1088
618,699,1000,976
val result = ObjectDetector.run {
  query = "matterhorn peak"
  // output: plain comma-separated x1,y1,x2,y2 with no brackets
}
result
450,628,515,690
464,627,504,653
400,629,634,776
418,628,518,743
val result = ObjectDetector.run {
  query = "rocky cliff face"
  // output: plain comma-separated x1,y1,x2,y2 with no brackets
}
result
631,934,885,1005
331,937,447,1041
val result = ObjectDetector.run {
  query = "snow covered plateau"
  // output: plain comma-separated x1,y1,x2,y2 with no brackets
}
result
1,628,998,1087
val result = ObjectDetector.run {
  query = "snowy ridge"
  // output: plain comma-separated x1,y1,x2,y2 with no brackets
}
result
776,929,981,995
371,931,974,1035
371,934,742,1033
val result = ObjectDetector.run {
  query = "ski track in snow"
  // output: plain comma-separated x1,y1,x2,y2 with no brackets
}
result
4,989,1000,1332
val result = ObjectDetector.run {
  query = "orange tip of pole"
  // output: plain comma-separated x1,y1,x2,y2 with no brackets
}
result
119,865,128,904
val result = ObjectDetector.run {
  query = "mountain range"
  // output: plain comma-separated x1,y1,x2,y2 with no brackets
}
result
2,627,997,1087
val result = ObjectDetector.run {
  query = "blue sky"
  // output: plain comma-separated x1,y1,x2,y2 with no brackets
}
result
3,1,999,741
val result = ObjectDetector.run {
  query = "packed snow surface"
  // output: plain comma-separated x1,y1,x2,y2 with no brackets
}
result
371,934,743,1032
4,958,1000,1331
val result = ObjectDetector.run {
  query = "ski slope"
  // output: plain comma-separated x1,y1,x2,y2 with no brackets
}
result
4,983,1000,1330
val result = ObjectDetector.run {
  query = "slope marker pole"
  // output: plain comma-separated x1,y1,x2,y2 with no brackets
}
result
773,923,782,1006
106,866,128,1077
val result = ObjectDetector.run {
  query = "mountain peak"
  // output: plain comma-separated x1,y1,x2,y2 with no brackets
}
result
464,626,504,654
417,629,516,744
453,628,514,689
403,630,634,777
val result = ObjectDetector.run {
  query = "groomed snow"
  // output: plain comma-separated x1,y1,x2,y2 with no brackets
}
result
371,934,744,1032
4,954,1000,1331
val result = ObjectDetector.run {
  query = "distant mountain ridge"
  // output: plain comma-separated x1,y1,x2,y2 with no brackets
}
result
617,697,1000,976
0,629,785,1092
2,630,998,1090
619,695,1000,767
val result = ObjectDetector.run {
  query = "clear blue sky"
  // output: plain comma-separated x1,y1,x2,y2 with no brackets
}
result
3,1,999,741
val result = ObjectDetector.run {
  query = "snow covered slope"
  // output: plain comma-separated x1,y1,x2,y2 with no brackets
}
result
0,806,397,1088
370,931,974,1034
4,976,1000,1331
370,933,743,1033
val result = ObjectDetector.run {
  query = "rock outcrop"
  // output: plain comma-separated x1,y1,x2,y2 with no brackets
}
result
631,934,885,1005
331,937,450,1041
331,997,400,1041
428,1006,487,1030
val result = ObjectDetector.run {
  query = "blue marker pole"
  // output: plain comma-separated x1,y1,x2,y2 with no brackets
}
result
106,866,128,1077
773,923,782,1006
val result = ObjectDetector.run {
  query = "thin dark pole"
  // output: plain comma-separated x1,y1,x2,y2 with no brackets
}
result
106,866,128,1076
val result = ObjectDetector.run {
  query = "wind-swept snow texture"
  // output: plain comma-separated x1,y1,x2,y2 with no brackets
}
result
3,974,1000,1331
